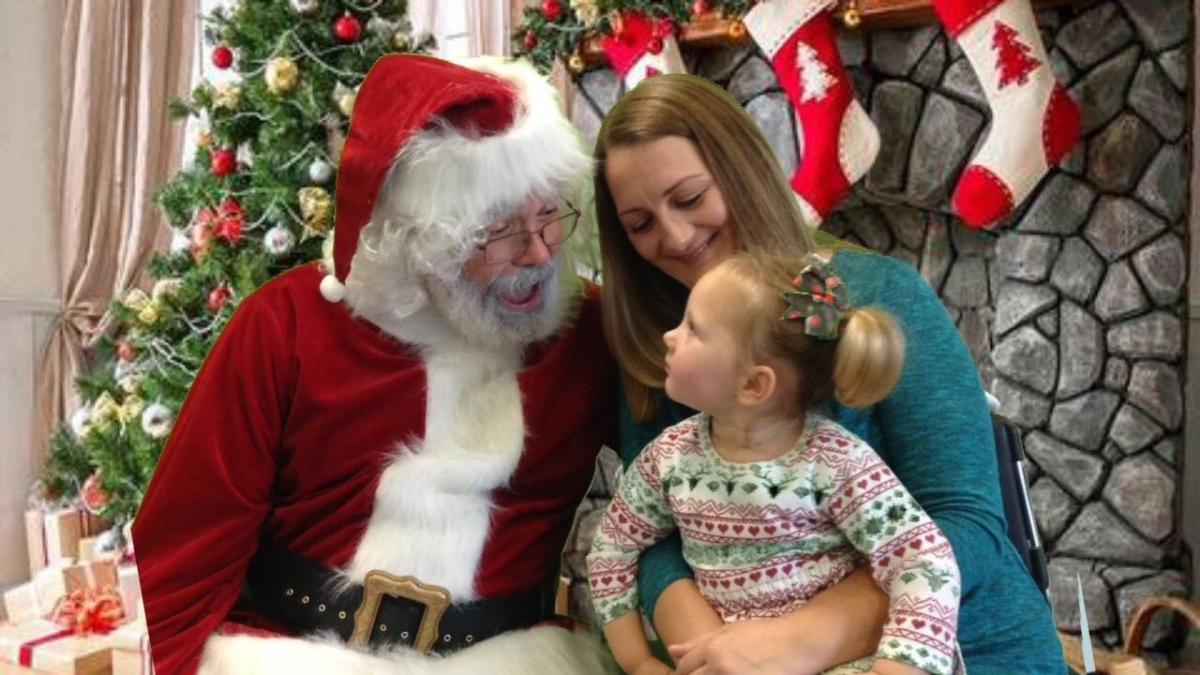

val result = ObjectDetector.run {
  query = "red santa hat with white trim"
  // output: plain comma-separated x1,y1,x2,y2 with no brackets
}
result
319,54,591,303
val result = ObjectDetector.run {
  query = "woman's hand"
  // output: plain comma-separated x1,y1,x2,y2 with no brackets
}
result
667,618,816,675
630,658,675,675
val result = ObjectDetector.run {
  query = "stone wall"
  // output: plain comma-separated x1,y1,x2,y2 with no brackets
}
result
566,0,1191,651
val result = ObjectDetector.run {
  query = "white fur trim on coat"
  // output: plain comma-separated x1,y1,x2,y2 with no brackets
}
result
198,623,612,675
342,341,525,599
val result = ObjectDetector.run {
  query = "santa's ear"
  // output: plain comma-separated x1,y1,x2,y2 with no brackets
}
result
737,364,777,407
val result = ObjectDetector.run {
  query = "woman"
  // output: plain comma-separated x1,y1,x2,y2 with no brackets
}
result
593,74,1064,675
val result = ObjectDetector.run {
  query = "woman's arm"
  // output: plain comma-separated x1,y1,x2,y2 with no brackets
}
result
666,567,887,675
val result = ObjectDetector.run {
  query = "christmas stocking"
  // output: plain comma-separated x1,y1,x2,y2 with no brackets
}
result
743,0,879,225
601,11,687,90
933,0,1080,229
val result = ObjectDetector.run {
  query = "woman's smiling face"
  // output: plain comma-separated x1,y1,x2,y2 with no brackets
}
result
604,136,737,289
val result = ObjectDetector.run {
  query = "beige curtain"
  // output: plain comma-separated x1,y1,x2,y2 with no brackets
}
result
37,0,196,461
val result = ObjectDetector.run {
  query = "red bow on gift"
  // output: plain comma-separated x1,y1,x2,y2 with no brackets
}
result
51,587,126,635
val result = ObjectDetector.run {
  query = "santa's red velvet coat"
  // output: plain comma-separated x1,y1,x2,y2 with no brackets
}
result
133,263,617,675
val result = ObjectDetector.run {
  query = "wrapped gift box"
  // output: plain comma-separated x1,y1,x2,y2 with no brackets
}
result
26,508,86,573
0,619,112,674
109,619,152,675
3,581,39,625
117,564,142,622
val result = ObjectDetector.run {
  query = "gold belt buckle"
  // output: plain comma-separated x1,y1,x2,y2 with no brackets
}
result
349,570,452,654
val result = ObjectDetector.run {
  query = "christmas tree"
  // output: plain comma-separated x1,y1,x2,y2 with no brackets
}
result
992,20,1041,89
796,43,835,103
42,0,431,528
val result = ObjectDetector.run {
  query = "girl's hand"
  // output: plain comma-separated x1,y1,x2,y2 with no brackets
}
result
667,618,817,675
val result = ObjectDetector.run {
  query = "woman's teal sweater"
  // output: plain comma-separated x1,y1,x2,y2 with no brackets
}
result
617,247,1066,674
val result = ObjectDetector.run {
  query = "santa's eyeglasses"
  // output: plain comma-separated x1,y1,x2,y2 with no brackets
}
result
479,202,580,265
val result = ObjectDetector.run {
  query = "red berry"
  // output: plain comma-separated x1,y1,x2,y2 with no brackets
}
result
524,30,537,51
212,45,233,69
211,148,236,177
647,37,664,54
333,12,362,43
541,0,562,21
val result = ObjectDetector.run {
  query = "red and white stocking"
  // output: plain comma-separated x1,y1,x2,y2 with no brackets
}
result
601,11,687,90
933,0,1080,229
744,0,879,226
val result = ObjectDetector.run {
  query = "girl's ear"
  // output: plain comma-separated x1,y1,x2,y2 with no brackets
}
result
737,364,777,407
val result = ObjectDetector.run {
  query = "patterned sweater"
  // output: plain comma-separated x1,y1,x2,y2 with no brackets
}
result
589,413,961,675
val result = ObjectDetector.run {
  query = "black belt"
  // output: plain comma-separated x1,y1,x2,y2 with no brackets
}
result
242,541,560,654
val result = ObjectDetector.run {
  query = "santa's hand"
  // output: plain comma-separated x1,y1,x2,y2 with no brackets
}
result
668,618,816,675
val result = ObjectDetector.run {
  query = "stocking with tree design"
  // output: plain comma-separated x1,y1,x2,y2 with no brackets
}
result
932,0,1081,229
743,0,880,226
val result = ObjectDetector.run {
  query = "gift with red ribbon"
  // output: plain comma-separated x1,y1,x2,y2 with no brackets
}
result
0,619,112,674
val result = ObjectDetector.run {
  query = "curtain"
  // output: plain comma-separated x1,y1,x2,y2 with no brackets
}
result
37,0,196,466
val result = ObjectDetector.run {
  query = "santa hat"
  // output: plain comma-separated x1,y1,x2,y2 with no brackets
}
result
319,55,591,303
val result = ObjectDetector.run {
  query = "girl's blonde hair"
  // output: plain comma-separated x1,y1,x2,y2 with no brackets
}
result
594,74,815,423
715,252,906,412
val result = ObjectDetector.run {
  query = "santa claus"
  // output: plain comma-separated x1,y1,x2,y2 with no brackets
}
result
132,55,617,675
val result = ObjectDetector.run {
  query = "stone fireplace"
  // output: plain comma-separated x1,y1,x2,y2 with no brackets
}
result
563,0,1193,651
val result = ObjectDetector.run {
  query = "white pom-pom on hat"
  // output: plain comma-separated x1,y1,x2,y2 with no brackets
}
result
319,273,347,303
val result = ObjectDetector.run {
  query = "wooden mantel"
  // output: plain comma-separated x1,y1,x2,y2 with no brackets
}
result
579,0,1095,66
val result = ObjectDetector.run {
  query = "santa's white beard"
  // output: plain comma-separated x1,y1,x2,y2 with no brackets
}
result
425,257,569,348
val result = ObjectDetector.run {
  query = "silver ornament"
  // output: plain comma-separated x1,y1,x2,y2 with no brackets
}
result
307,158,333,184
141,402,174,439
169,229,191,256
263,224,297,256
289,0,320,15
95,528,122,554
367,16,394,37
70,405,93,438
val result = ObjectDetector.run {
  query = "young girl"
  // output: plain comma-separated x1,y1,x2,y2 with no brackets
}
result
587,251,962,675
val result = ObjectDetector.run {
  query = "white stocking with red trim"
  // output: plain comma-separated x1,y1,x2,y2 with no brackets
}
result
744,0,879,226
600,12,687,90
933,0,1080,229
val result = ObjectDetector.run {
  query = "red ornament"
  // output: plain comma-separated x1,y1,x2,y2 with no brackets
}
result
116,342,135,362
212,45,233,69
541,0,562,21
80,472,108,514
333,12,362,43
210,148,237,177
524,30,538,51
207,285,233,312
692,0,711,16
647,37,664,55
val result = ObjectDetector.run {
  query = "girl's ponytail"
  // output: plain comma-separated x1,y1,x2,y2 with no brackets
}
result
833,307,905,408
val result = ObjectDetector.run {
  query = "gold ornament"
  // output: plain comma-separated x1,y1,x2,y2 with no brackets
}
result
196,130,213,149
842,6,862,28
137,303,160,326
727,19,747,39
392,31,412,51
213,83,241,110
567,52,585,74
123,288,151,312
90,392,120,426
298,186,332,239
265,56,300,95
117,395,146,426
118,375,142,395
337,92,357,117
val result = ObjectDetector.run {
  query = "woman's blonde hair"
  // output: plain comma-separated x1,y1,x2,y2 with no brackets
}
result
715,252,906,411
594,74,815,422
